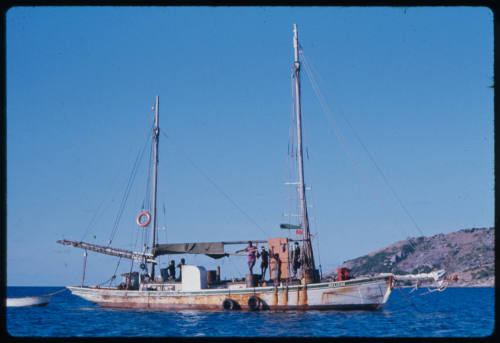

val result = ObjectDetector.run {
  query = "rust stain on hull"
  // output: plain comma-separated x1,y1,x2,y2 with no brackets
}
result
321,283,360,304
299,284,308,305
95,292,271,311
281,286,288,306
72,276,392,311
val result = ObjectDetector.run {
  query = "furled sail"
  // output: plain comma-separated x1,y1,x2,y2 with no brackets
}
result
153,242,228,259
57,239,156,263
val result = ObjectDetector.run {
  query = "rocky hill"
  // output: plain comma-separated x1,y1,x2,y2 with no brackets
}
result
328,227,494,287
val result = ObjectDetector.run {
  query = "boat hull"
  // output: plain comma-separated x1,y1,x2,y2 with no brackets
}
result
6,295,52,307
68,275,392,311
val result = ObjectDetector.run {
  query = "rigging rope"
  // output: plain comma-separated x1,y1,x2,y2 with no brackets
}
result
126,210,143,277
227,255,243,278
396,286,421,312
386,283,448,308
161,131,268,236
308,179,322,277
96,275,117,287
107,128,153,245
142,134,155,211
300,51,425,244
108,257,122,287
47,288,69,296
80,161,124,242
80,197,108,243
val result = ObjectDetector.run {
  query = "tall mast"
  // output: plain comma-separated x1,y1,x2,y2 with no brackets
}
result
292,24,316,281
150,95,160,279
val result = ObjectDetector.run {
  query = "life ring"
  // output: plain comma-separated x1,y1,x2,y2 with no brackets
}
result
222,298,239,310
247,295,261,311
137,211,151,227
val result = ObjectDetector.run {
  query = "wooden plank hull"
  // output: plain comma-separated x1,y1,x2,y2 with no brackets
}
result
68,275,392,311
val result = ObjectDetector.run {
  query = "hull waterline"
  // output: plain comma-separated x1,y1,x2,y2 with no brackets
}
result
68,275,393,311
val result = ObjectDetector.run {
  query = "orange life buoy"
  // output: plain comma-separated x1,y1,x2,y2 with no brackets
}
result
137,211,151,227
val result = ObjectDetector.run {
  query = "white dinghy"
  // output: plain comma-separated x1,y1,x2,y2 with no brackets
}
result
7,295,52,307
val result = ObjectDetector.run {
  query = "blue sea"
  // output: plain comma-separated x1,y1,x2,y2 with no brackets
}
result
5,286,495,337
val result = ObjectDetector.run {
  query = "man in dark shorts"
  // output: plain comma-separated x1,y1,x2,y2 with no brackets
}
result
257,246,269,281
272,253,282,282
176,258,185,281
168,260,176,280
291,242,301,279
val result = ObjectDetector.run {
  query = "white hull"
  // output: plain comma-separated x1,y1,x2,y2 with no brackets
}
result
6,295,52,307
68,275,393,311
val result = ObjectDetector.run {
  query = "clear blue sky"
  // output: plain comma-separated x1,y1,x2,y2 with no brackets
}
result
7,7,493,286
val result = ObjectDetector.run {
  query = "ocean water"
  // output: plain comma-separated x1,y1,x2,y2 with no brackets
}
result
5,286,495,337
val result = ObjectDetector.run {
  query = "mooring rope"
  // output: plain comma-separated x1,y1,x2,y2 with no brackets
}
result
47,288,69,296
396,286,421,312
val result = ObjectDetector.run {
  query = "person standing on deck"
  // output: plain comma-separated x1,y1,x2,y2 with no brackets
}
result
168,260,176,280
272,253,282,283
236,241,258,275
176,258,185,281
291,242,301,280
257,246,269,281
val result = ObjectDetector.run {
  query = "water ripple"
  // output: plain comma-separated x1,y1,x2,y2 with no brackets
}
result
6,287,494,337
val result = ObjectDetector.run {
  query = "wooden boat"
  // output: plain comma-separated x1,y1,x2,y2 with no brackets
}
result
57,24,405,311
7,295,51,307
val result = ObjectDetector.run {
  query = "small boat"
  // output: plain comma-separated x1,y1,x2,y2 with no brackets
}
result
6,295,52,307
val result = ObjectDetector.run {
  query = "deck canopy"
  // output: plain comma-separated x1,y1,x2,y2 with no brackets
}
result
153,242,227,259
153,240,269,259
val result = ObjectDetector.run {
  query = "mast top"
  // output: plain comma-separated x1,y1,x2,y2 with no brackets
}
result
293,24,299,64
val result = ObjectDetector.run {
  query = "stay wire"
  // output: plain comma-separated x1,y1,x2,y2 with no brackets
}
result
80,195,108,242
301,56,415,248
127,221,142,278
301,51,424,243
108,257,122,287
161,131,268,236
108,129,153,245
80,156,125,242
142,139,154,211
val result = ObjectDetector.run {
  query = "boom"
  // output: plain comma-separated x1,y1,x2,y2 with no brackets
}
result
57,239,156,264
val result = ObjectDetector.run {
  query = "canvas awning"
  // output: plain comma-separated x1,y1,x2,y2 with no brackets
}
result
153,239,308,259
153,242,228,259
153,239,282,259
